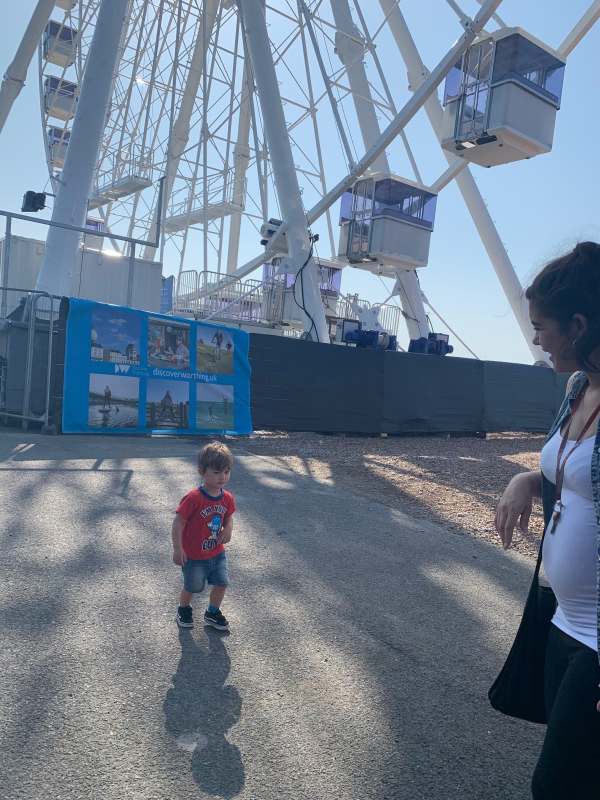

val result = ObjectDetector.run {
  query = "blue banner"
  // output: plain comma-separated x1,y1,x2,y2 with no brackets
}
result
62,298,252,435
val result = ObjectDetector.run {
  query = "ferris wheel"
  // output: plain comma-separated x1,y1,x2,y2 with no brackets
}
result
4,0,599,354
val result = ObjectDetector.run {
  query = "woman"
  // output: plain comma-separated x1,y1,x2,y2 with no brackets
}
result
495,241,600,798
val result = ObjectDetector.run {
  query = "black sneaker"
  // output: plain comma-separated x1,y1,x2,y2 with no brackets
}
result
203,609,229,631
176,605,194,628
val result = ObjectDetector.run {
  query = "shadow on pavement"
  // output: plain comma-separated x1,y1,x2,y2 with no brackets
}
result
0,429,544,799
164,627,244,798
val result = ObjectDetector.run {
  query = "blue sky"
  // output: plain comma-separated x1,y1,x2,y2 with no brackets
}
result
1,1,598,364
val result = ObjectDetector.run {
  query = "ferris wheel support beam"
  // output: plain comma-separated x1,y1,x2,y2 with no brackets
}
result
429,159,468,193
350,1,422,184
558,1,600,58
144,0,220,261
0,0,55,136
299,3,356,171
226,61,252,274
330,0,429,343
35,0,130,299
330,1,386,173
237,0,329,343
377,0,546,364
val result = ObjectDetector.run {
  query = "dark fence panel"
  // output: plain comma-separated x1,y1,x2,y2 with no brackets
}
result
382,351,483,433
250,333,569,434
482,361,568,432
1,322,49,415
4,325,567,435
250,334,384,433
0,298,69,430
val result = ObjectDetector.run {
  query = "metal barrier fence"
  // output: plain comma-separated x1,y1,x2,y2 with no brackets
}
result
174,268,404,336
175,269,283,324
0,286,64,431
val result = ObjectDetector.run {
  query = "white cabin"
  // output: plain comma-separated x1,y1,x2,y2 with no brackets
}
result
47,126,70,168
44,76,78,121
43,21,78,68
338,173,437,277
440,28,565,167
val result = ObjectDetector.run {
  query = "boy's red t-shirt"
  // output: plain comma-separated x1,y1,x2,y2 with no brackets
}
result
176,487,236,560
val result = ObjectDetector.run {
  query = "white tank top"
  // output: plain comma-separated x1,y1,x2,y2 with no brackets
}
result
540,428,598,652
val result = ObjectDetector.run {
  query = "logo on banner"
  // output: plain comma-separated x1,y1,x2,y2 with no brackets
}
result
114,364,131,374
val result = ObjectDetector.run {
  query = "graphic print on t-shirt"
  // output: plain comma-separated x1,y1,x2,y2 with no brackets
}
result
203,514,223,550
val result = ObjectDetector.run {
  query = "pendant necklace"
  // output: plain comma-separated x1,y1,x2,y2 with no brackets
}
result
551,393,600,533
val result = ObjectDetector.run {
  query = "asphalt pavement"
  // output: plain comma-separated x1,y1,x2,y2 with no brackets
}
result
0,431,544,800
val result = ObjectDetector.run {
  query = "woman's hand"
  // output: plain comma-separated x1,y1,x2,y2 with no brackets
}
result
495,471,540,550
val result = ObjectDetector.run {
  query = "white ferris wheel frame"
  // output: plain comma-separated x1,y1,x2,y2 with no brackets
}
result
1,0,599,354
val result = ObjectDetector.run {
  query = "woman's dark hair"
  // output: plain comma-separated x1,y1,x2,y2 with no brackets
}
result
526,241,600,371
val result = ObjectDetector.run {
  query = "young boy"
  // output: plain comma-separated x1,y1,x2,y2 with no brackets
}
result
172,442,235,631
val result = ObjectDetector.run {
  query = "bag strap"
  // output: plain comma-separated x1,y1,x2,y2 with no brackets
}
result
533,374,584,582
532,522,546,584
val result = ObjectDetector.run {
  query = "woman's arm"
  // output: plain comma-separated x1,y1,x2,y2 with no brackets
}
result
495,470,542,550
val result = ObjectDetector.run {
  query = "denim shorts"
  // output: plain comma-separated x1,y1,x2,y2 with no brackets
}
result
182,551,229,593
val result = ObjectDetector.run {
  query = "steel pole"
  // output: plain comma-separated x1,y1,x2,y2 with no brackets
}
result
1,216,12,319
237,0,329,342
558,0,600,58
226,61,252,274
36,0,130,298
0,0,56,135
330,0,428,342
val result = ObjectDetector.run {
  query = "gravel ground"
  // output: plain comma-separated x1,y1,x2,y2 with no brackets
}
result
240,430,545,560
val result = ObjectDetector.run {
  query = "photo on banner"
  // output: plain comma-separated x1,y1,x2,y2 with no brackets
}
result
62,299,252,436
197,323,234,375
88,373,139,429
146,378,189,429
148,318,190,370
197,383,235,430
91,305,141,366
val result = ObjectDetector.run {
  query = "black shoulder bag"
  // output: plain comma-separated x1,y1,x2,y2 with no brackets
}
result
487,478,557,724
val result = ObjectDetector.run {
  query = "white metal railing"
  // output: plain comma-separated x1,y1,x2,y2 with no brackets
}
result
0,285,62,431
93,144,155,198
173,268,403,337
167,171,246,221
174,269,280,324
335,293,403,336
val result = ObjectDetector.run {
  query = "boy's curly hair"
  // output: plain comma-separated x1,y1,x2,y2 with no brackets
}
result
198,442,233,472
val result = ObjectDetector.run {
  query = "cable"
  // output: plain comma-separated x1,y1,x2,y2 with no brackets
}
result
291,239,319,342
423,297,480,360
376,274,419,323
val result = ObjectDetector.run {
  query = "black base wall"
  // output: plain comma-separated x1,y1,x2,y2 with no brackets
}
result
250,333,568,434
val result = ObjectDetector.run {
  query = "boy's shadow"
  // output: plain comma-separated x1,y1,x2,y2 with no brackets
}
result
164,628,244,798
